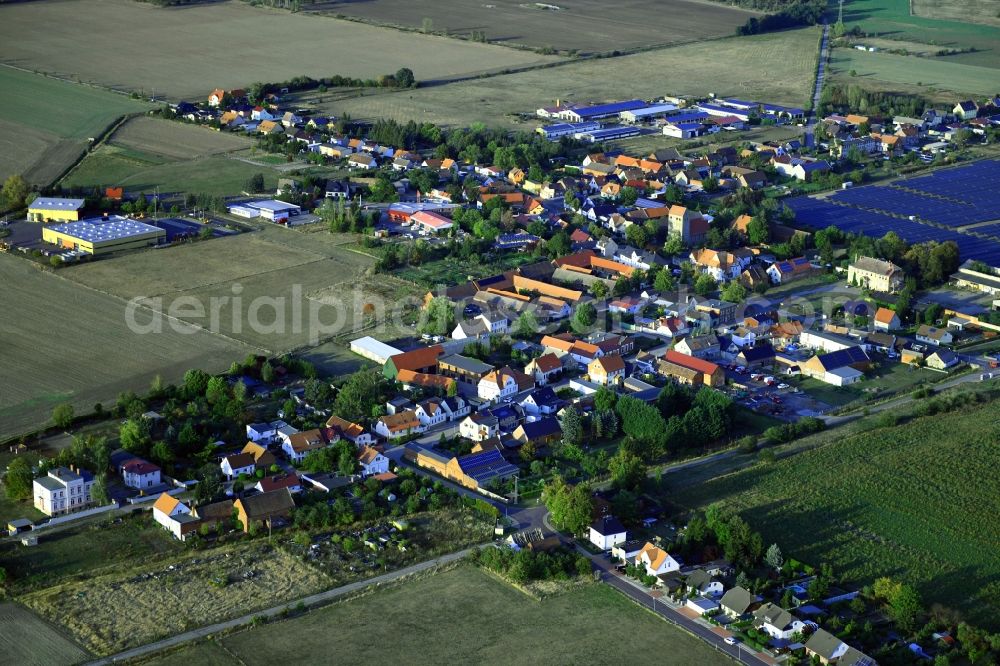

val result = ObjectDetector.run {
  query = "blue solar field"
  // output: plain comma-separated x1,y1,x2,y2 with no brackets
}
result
786,160,1000,266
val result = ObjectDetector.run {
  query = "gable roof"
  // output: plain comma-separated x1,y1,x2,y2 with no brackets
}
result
720,586,756,614
387,345,444,372
236,488,295,519
592,354,626,373
529,352,562,373
152,493,183,516
256,473,301,493
223,452,256,469
663,350,720,375
873,307,898,325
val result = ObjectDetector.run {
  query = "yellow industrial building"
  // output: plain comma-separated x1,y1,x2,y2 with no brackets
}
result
42,216,165,256
28,197,85,223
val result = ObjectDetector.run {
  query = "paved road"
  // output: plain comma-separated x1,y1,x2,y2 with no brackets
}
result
85,545,482,665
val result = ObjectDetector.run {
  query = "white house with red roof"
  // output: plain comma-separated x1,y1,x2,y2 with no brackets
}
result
121,458,161,490
358,446,390,477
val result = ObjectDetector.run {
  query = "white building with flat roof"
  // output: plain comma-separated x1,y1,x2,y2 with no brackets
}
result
350,336,404,365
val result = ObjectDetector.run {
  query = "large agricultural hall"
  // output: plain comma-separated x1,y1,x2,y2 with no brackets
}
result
42,215,166,256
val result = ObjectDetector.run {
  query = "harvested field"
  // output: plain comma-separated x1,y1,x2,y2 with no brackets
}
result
0,0,562,100
24,542,329,656
111,117,252,160
0,603,89,666
0,66,150,185
0,253,250,441
306,0,760,54
207,565,729,665
830,48,1000,97
321,27,822,130
912,0,1000,28
62,227,380,352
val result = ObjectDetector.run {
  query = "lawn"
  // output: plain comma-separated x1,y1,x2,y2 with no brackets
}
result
395,253,536,289
0,0,562,100
324,27,823,130
842,0,1000,69
0,603,89,666
830,48,1000,97
138,565,730,665
0,67,151,185
793,361,942,408
0,514,183,594
667,395,1000,628
0,253,250,442
111,116,252,160
305,0,760,54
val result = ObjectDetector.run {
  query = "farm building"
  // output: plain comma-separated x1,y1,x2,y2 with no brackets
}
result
536,121,600,140
575,126,642,143
28,197,85,223
350,336,404,365
620,104,678,123
41,216,166,256
559,99,647,122
657,350,724,387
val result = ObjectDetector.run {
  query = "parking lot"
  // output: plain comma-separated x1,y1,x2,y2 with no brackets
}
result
723,364,832,419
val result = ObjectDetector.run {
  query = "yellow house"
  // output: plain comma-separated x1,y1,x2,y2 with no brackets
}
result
42,216,166,255
28,197,84,223
588,354,626,386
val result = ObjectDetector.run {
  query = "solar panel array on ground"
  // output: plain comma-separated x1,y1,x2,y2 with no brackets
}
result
966,222,1000,239
786,197,1000,266
829,186,983,227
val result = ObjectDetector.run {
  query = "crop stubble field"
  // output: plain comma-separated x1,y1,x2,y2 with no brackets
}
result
138,565,730,666
667,398,1000,628
307,0,760,53
0,67,151,184
0,603,89,666
911,0,1000,28
320,28,822,130
0,0,563,100
0,254,250,442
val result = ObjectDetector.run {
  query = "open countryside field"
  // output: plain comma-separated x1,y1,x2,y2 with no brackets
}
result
307,0,760,54
62,227,383,353
61,115,277,196
0,253,250,442
0,0,562,101
112,116,252,160
0,67,151,185
668,396,1000,628
24,542,329,656
139,565,730,666
912,0,1000,28
842,0,1000,68
62,147,282,197
323,27,822,130
0,603,89,666
830,48,1000,97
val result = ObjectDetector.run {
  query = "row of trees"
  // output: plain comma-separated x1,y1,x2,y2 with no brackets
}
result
736,0,826,35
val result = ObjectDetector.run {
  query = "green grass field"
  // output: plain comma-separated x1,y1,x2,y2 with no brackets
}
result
0,67,150,140
62,146,282,197
0,67,151,184
668,396,1000,628
831,48,1000,97
843,0,1000,68
139,565,730,666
